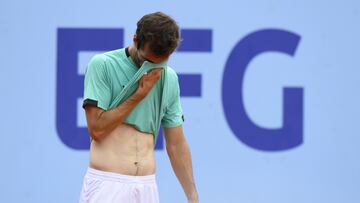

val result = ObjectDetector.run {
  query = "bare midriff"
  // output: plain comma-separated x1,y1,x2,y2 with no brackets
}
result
89,123,156,176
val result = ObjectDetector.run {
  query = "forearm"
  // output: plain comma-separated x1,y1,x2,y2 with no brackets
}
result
90,93,144,140
167,141,198,202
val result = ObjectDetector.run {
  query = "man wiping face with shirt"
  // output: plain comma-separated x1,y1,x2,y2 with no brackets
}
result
79,12,199,203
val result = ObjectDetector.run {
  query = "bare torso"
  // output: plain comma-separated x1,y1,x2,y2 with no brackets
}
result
89,123,156,176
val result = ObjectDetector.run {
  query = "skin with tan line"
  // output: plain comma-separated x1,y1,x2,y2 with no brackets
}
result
84,37,199,202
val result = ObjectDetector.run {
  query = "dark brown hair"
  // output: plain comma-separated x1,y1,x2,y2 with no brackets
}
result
136,12,180,56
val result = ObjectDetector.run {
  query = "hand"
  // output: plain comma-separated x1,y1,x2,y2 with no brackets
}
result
188,193,199,203
188,199,199,203
135,68,162,99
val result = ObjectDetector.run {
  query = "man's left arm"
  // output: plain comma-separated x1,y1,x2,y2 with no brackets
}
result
163,126,199,203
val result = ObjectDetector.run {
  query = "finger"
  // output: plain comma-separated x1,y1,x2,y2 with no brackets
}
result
138,78,143,87
150,71,161,81
153,69,162,77
149,68,162,75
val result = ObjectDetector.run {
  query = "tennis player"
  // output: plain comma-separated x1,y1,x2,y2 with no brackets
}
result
79,12,199,203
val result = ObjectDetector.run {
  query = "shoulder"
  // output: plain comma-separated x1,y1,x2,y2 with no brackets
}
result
165,66,181,94
165,66,179,81
89,49,122,68
85,53,111,79
88,53,108,68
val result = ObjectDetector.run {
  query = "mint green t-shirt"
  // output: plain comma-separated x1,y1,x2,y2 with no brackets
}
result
82,48,184,145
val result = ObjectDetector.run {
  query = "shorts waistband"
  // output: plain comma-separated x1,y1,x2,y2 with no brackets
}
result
86,167,156,184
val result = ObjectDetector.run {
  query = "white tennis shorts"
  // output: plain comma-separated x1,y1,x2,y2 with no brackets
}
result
79,167,160,203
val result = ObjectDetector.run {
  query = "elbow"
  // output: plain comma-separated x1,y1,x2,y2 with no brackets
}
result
166,145,176,160
166,141,188,155
88,127,106,142
166,142,176,156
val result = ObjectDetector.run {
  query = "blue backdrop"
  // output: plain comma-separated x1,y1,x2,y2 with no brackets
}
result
1,0,360,202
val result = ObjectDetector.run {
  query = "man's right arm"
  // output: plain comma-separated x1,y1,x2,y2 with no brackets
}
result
85,92,143,141
85,68,162,141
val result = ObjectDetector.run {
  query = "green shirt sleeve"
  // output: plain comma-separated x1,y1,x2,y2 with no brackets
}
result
161,70,184,128
82,54,111,111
